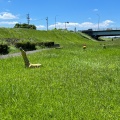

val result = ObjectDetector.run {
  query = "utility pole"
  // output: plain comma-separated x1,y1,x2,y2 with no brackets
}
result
27,13,30,25
46,17,48,31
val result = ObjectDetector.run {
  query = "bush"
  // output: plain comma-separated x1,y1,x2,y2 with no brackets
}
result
15,42,36,51
36,42,54,48
15,41,54,51
0,44,9,54
14,23,36,30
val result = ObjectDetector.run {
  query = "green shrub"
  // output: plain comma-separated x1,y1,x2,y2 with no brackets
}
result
0,44,9,54
15,42,36,51
36,42,54,48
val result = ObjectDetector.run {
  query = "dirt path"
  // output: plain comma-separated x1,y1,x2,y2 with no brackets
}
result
0,49,48,59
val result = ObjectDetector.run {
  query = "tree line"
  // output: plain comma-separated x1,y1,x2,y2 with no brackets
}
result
14,23,36,30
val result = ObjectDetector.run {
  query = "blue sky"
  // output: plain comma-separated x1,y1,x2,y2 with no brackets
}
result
0,0,120,30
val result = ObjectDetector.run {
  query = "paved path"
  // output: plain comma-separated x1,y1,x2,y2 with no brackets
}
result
0,49,48,59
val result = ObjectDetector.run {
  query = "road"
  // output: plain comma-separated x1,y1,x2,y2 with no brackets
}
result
0,49,48,59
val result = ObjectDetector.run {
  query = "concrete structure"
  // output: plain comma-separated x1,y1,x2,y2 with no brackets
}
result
81,29,120,40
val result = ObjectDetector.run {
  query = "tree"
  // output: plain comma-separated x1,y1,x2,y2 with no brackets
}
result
14,23,36,30
14,23,21,28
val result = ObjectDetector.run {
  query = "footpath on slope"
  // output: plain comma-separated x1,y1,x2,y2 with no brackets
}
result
0,49,49,59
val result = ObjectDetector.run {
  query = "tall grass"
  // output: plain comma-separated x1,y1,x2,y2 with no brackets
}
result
0,28,120,119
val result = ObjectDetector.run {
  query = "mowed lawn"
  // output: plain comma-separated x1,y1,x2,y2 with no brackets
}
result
0,30,120,119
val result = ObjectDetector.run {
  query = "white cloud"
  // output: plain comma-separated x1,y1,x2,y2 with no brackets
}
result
88,17,91,20
36,25,45,29
0,12,18,19
49,22,78,29
48,20,114,30
100,20,114,27
8,0,11,2
0,21,18,25
0,20,113,29
93,9,98,12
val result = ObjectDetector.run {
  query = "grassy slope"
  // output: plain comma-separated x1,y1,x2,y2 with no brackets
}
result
0,28,95,44
0,28,120,120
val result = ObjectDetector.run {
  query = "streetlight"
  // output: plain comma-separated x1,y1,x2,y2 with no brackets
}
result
97,14,100,30
65,21,69,29
55,15,58,29
46,17,48,31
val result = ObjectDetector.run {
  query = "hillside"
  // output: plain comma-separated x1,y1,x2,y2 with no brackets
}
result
0,28,120,54
0,28,96,47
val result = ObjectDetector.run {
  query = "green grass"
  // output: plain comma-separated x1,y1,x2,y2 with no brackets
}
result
0,28,120,119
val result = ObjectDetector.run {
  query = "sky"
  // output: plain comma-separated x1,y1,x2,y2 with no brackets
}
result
0,0,120,31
